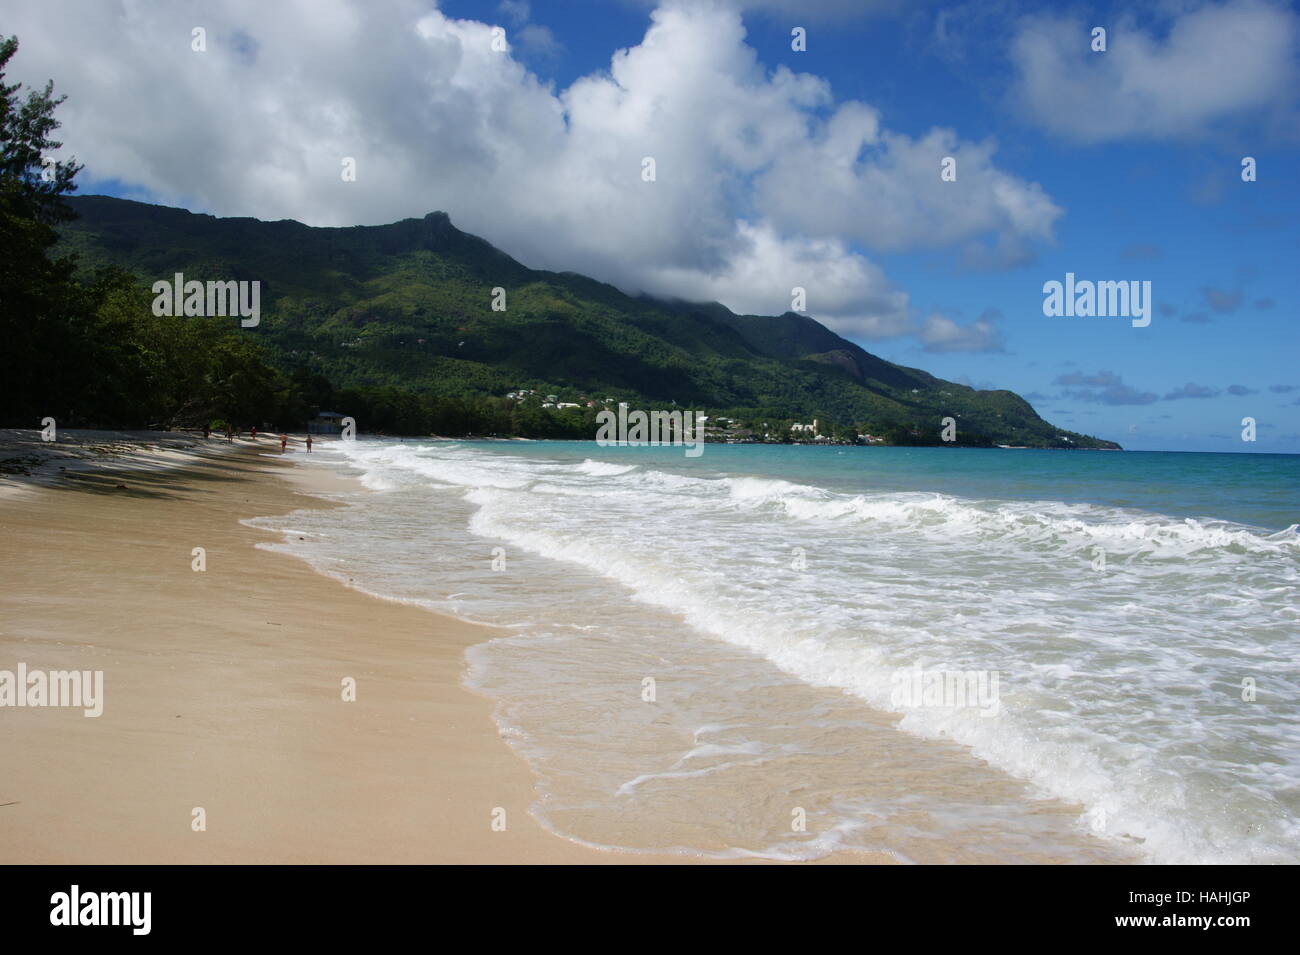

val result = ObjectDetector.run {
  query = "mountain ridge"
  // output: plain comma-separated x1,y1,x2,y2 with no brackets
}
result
55,194,1119,448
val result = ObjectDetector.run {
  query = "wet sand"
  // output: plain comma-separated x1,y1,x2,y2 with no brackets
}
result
0,431,892,864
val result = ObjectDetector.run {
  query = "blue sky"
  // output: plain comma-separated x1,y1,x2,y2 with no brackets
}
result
438,0,1300,453
13,0,1299,451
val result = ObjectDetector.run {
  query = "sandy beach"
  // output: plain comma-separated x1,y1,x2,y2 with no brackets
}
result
0,431,890,864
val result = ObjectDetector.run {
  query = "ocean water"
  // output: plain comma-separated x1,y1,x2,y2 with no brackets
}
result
248,441,1300,864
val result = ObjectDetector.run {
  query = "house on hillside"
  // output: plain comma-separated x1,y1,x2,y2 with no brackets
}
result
308,411,346,435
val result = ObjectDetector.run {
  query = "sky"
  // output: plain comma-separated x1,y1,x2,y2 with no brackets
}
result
6,0,1298,451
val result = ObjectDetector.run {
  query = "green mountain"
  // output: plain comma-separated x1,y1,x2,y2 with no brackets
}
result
55,195,1119,448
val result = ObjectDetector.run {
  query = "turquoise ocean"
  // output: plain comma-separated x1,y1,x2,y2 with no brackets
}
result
249,441,1300,864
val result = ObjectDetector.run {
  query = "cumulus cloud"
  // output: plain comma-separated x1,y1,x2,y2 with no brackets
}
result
648,221,912,338
1054,370,1158,405
753,111,1061,265
515,23,563,64
1009,0,1299,142
637,0,916,20
1227,384,1257,395
497,1,563,65
919,309,1005,353
3,0,1059,341
498,0,530,27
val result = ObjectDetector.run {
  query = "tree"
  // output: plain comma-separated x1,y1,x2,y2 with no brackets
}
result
0,36,81,221
0,34,84,425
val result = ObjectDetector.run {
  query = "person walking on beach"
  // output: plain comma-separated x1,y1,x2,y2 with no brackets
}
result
280,433,288,453
250,426,257,440
306,435,313,453
226,424,233,443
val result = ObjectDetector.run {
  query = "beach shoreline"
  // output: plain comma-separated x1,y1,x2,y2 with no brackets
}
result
0,431,890,864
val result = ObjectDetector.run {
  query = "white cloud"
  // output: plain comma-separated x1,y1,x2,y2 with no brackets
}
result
755,110,1061,263
495,1,561,64
632,0,917,19
919,311,1005,353
649,221,913,338
497,0,531,28
7,0,1055,341
516,23,562,63
1010,0,1299,142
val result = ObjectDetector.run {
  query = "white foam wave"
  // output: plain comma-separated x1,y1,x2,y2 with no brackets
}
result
273,439,1300,864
